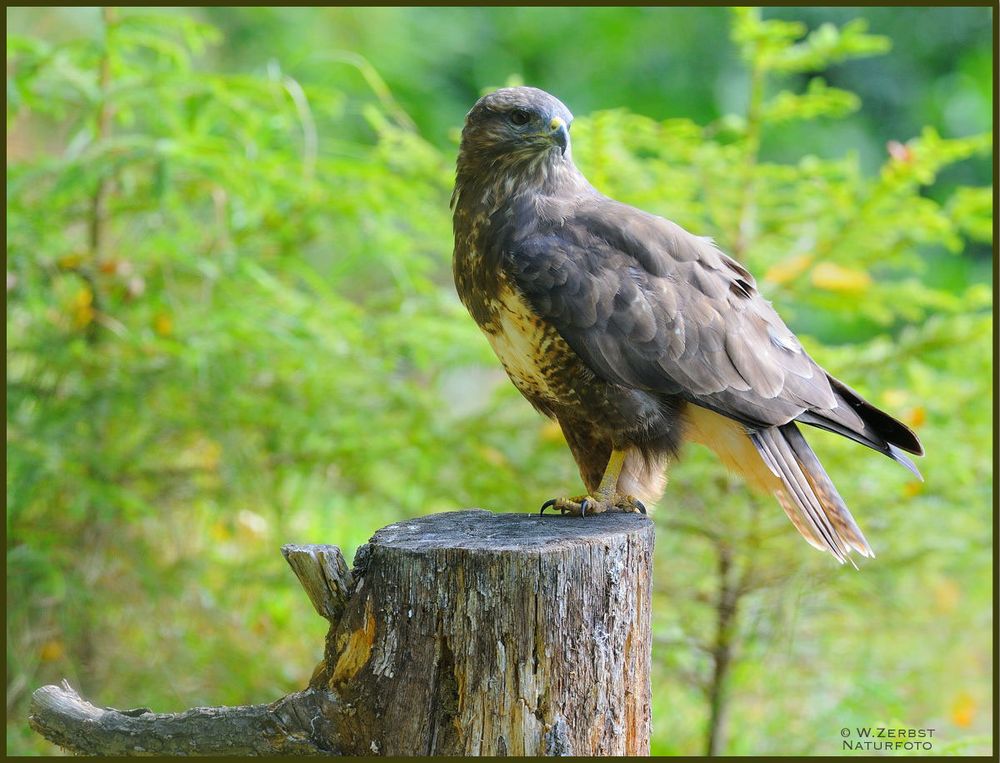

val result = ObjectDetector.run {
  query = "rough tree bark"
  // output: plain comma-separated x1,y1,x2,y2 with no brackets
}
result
29,509,655,756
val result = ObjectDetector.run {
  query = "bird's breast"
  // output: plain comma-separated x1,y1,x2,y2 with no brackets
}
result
482,282,581,405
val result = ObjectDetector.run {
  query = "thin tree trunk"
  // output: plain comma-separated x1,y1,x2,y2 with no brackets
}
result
705,541,739,756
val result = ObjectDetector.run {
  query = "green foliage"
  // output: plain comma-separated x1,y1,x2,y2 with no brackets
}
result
761,77,860,123
571,11,990,343
6,7,992,756
6,8,507,745
731,11,891,73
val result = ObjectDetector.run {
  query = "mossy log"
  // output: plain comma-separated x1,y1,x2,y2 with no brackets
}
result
29,509,655,756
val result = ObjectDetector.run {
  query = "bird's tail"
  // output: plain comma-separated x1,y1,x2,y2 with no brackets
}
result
683,403,873,564
750,423,873,565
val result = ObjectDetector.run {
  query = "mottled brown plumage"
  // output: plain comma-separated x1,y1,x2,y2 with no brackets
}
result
452,87,923,563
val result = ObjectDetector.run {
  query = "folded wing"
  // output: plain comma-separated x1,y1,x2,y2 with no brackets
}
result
506,196,922,561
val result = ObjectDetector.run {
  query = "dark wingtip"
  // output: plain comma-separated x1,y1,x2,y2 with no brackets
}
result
826,375,924,456
862,400,924,457
890,420,924,457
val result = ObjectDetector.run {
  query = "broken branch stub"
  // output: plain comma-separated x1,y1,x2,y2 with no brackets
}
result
281,543,354,624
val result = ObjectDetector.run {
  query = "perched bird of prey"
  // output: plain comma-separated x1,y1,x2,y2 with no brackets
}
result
451,87,923,563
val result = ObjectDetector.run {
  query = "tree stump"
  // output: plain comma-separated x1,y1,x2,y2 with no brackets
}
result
29,509,655,756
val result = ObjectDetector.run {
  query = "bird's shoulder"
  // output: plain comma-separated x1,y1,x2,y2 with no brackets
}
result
506,193,763,335
510,193,753,291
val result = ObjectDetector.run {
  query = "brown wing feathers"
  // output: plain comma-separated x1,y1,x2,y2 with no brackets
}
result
509,200,921,562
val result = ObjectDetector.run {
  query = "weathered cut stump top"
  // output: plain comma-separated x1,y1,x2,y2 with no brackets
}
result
368,508,651,551
322,509,655,756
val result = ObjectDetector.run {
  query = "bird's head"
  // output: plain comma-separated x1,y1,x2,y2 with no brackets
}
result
458,87,575,172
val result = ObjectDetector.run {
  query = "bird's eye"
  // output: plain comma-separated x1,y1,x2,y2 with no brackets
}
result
510,109,531,126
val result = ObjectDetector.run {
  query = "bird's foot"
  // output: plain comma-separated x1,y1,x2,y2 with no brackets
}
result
540,493,646,517
539,495,591,516
616,494,648,514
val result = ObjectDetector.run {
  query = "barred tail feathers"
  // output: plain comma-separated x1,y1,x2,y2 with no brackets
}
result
750,427,872,565
684,404,872,564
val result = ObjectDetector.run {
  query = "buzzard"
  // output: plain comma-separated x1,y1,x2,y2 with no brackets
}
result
451,87,923,563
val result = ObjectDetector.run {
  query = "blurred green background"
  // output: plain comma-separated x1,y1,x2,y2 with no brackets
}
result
6,6,993,756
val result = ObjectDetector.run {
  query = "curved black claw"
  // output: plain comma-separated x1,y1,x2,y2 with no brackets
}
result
540,498,558,515
635,499,647,515
579,498,590,518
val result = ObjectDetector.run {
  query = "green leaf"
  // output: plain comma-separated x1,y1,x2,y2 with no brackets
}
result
946,186,993,244
762,77,860,123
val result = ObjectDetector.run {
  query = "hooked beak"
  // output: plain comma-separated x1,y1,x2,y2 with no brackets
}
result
548,116,569,156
